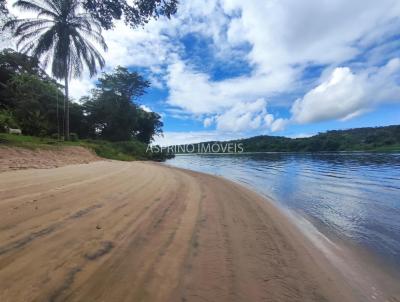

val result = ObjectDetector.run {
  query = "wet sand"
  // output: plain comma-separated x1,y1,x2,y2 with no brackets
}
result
0,160,363,301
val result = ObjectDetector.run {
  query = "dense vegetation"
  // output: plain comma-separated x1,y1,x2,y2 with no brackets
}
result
0,49,171,161
175,125,400,153
4,0,109,140
240,125,400,152
0,133,172,161
0,0,177,161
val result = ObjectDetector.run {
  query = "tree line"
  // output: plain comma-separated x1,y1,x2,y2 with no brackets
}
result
236,126,400,152
0,49,163,144
174,125,400,153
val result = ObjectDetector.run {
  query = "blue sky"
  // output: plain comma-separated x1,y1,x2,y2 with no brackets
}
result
6,0,400,144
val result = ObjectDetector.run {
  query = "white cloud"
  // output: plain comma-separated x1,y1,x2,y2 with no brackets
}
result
270,118,289,132
165,59,295,114
200,98,286,133
216,98,268,132
203,117,214,128
160,0,400,136
5,0,400,142
221,0,400,70
290,59,400,124
101,20,175,70
68,74,96,100
140,105,152,112
148,75,164,89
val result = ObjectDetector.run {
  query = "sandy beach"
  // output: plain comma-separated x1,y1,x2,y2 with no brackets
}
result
0,146,100,173
0,160,364,302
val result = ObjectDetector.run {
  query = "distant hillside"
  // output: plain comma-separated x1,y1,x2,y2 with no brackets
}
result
176,125,400,153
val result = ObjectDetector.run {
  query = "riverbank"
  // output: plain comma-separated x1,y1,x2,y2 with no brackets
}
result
0,160,367,302
0,133,172,162
0,146,101,172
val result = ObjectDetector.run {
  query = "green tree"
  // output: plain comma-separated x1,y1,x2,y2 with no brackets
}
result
82,66,162,142
0,48,50,83
69,101,90,139
0,49,56,110
82,0,178,30
136,110,163,144
0,109,18,132
84,92,139,141
97,66,150,100
5,0,107,140
2,73,63,136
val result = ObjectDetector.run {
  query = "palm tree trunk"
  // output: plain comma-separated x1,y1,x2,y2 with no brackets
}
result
64,76,70,140
64,62,70,141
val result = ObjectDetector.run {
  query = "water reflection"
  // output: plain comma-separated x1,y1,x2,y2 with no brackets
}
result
167,152,400,269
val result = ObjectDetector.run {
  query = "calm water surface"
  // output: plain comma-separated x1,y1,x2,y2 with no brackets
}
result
167,153,400,269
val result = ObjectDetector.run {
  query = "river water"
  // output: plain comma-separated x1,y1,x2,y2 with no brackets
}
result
167,152,400,271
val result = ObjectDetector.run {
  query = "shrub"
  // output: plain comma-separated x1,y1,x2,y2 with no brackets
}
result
50,133,60,140
0,110,19,132
69,133,79,141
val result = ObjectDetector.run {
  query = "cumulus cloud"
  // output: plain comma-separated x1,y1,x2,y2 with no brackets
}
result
221,0,400,69
199,98,285,133
215,98,281,132
160,0,400,135
270,118,289,132
101,20,175,70
291,59,400,124
5,0,400,141
216,99,264,132
291,67,364,124
165,60,295,114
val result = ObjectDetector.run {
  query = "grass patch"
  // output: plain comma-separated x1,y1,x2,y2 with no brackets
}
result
0,133,172,161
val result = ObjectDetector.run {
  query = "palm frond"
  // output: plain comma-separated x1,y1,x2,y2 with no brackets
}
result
19,40,37,54
71,34,95,76
71,29,105,77
16,27,49,49
13,0,57,18
40,0,62,15
9,0,107,80
76,26,107,51
32,26,57,58
14,19,53,36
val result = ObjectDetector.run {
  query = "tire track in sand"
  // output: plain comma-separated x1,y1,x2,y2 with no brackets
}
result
0,161,362,302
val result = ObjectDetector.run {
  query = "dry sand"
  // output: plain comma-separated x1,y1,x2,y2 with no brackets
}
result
0,146,100,173
0,160,367,302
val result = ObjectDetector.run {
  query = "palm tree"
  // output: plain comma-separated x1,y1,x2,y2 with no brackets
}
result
5,0,107,140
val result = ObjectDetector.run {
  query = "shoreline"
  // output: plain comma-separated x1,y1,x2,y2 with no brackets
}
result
0,160,396,301
166,162,400,302
168,164,400,302
0,146,101,172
